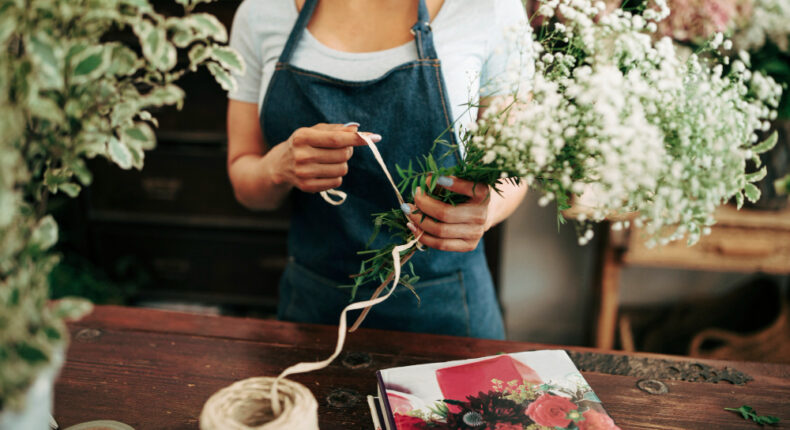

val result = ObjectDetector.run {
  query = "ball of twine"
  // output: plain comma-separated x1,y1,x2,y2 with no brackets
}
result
200,377,318,430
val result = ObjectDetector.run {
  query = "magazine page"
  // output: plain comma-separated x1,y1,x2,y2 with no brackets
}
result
378,350,619,430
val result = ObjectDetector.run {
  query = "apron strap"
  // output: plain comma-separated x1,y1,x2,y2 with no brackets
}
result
411,0,438,60
280,0,439,64
278,0,319,64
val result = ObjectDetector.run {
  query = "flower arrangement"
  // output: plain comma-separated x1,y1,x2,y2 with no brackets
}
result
395,379,618,430
348,0,780,300
0,0,241,413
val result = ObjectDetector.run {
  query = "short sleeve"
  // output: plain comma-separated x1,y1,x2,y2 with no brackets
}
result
479,0,533,97
227,0,262,104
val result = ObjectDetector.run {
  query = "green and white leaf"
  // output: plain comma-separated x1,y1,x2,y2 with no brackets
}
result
107,136,133,169
744,166,767,183
52,298,93,321
31,215,58,251
70,45,109,83
107,44,141,76
0,3,17,46
188,44,210,71
207,62,236,92
743,183,761,203
58,183,81,197
143,84,185,109
190,13,227,43
28,33,63,90
211,46,244,74
752,131,778,154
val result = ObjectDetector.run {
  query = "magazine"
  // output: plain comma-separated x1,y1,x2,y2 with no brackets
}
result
372,350,619,430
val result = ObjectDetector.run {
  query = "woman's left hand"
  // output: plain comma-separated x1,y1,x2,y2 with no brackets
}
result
403,176,491,252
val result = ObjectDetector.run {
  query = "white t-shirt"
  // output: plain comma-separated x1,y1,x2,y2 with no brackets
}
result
228,0,530,133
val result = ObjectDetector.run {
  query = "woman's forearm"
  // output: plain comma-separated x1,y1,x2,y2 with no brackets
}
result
228,143,293,211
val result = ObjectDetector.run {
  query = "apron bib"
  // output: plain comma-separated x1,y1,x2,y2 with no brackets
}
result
261,0,504,339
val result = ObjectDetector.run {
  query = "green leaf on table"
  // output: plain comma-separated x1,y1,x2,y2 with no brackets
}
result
725,405,781,426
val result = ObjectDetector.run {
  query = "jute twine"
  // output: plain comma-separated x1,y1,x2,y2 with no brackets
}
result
200,132,422,429
200,377,318,430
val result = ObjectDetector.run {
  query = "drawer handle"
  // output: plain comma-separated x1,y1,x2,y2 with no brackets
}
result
141,177,182,201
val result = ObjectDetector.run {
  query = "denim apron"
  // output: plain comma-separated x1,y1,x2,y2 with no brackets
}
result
261,0,505,339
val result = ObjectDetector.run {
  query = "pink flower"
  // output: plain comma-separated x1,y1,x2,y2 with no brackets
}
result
525,393,578,428
577,410,620,430
491,423,522,430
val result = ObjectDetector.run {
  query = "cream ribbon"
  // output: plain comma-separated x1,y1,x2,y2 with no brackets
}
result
319,132,406,207
272,131,423,413
270,235,420,415
202,130,423,428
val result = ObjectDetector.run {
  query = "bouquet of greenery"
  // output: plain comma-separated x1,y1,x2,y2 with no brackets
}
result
348,0,781,307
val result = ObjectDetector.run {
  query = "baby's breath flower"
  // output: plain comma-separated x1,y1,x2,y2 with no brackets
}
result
461,0,781,246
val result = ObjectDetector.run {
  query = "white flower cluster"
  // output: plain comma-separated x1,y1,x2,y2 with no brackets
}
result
462,0,782,246
734,0,790,53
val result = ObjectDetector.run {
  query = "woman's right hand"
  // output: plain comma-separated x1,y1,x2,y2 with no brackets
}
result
275,123,378,193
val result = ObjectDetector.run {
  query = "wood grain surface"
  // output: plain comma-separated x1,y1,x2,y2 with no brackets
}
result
54,306,790,429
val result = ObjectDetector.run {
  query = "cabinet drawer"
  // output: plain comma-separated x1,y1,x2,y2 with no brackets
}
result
86,147,291,228
91,223,288,307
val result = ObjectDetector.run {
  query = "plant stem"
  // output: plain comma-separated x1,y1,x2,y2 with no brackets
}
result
348,247,418,332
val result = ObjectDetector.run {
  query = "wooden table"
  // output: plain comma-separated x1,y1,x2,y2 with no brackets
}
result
55,306,790,429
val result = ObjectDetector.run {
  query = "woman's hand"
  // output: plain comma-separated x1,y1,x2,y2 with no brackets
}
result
275,123,377,193
402,176,492,252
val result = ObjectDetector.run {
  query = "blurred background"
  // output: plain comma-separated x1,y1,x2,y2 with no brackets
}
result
50,0,790,363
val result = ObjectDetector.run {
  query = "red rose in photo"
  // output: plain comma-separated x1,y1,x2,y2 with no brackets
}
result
525,393,578,427
393,412,427,429
577,409,620,430
491,423,522,430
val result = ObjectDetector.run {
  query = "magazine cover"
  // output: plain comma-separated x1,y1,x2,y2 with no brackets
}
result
376,350,619,430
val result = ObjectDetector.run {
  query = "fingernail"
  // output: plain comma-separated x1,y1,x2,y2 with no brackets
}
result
407,222,417,234
342,122,360,127
368,133,382,143
400,202,412,215
437,176,453,187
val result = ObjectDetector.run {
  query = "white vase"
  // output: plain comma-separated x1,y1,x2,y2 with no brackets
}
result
0,349,63,430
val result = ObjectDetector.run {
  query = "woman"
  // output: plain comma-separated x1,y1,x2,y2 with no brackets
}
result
226,0,529,339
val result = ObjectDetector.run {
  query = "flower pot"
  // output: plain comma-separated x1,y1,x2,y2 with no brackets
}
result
0,349,63,430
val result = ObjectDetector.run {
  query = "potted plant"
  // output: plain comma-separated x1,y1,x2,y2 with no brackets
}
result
0,0,242,426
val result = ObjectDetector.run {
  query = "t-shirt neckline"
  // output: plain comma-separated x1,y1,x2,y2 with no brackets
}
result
288,0,448,59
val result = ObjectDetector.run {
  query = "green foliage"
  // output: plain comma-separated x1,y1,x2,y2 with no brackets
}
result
775,173,790,196
0,0,241,412
725,405,781,426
